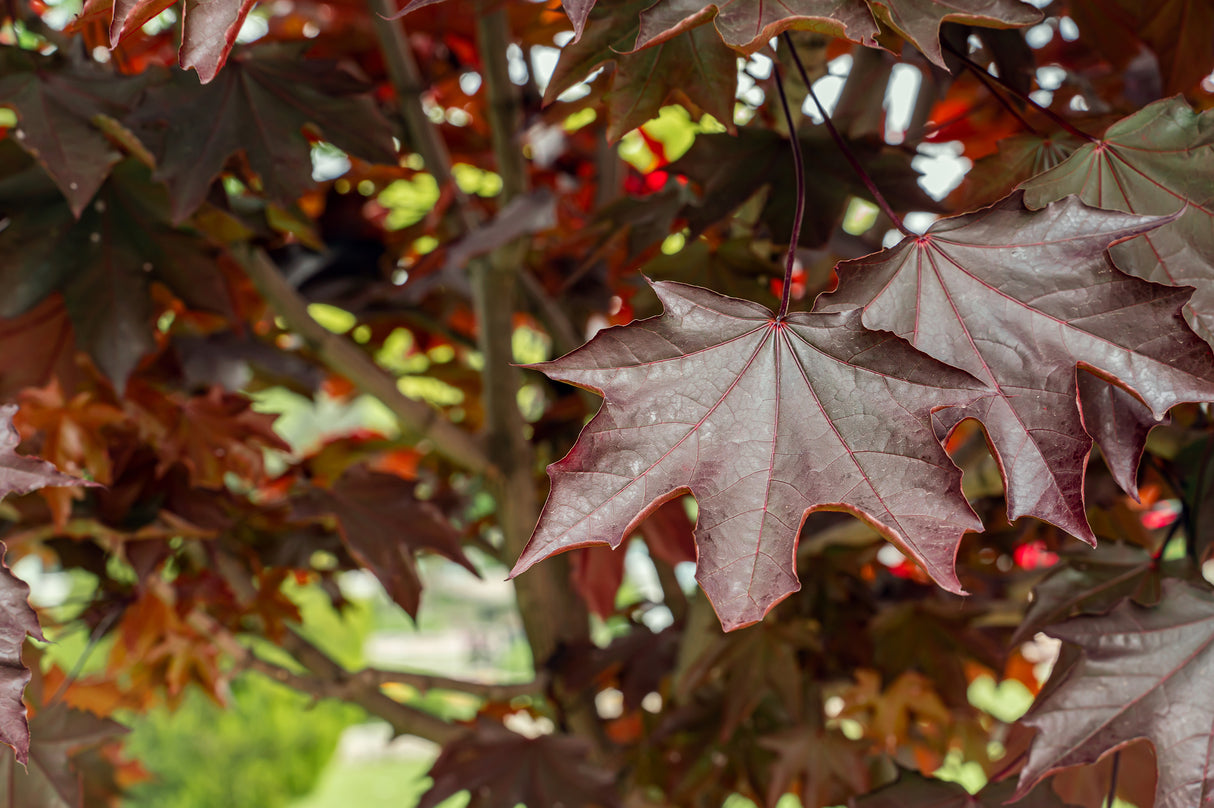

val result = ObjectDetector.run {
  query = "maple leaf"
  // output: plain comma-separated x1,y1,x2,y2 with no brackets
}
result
0,705,125,807
77,0,255,83
1021,98,1214,349
0,50,146,217
863,0,1041,67
512,280,986,630
950,131,1082,211
0,404,92,503
634,0,881,56
1012,543,1182,645
667,127,937,248
1015,581,1214,808
418,719,619,808
295,465,477,618
632,0,1039,63
0,150,233,387
127,48,397,222
815,193,1214,544
126,384,291,489
543,0,737,142
758,725,870,806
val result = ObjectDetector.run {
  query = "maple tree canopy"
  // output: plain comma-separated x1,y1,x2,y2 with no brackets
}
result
0,0,1212,805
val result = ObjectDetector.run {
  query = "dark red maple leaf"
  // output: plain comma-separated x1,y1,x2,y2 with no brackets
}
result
0,150,233,387
419,719,619,808
1021,98,1214,350
0,705,125,807
632,0,1039,63
864,0,1041,66
512,280,987,630
543,0,738,142
815,193,1214,544
295,465,477,617
0,50,146,217
83,0,256,83
635,0,879,56
128,48,397,222
1015,581,1214,808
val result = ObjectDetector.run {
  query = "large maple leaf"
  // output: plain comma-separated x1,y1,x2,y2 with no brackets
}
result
512,280,987,630
543,0,738,142
295,465,478,618
0,150,232,387
1015,581,1214,808
0,50,146,217
815,193,1214,544
127,49,397,222
632,0,1039,63
1021,98,1214,349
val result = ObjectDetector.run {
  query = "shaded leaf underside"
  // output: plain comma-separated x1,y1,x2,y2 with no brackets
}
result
632,0,1039,64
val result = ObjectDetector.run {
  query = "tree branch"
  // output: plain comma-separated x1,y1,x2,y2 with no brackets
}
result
248,649,465,745
237,246,493,477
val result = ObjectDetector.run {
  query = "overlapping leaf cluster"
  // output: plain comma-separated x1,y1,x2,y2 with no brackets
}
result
0,0,1211,804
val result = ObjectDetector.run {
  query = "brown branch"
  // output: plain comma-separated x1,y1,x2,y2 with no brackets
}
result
237,246,493,477
470,5,590,669
246,655,465,746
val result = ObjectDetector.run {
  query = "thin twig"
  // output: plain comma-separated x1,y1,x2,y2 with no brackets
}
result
943,41,1098,144
957,62,1040,135
238,246,493,477
771,62,806,319
782,33,912,237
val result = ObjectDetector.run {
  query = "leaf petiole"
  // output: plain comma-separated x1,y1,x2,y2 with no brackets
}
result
781,34,913,239
770,62,806,319
943,40,1099,144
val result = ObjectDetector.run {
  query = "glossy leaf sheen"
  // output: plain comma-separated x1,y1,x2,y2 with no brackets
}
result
817,193,1214,543
513,280,986,630
1017,582,1214,808
1022,98,1214,349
